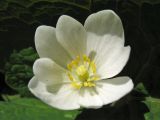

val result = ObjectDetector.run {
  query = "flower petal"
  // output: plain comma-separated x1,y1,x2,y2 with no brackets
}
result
35,25,72,68
56,15,87,58
86,32,128,79
97,46,131,79
96,77,133,104
33,58,69,85
78,88,103,108
28,77,80,110
84,10,124,38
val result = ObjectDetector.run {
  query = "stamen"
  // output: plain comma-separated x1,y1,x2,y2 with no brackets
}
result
67,64,72,71
83,82,88,87
87,75,100,81
71,82,82,89
66,54,99,89
90,61,96,73
83,54,90,62
67,73,74,81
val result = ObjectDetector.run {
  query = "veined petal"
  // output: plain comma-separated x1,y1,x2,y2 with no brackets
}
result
28,77,80,110
97,46,131,79
33,58,69,85
84,10,124,38
78,88,103,108
96,77,133,104
35,25,71,68
86,32,128,79
56,15,87,58
86,32,124,63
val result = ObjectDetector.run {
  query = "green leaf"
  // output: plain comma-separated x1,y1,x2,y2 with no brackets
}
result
5,47,38,97
134,83,149,95
1,94,20,101
144,97,160,120
0,98,80,120
134,79,160,120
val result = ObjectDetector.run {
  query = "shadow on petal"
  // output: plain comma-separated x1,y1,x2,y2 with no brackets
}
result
105,77,131,85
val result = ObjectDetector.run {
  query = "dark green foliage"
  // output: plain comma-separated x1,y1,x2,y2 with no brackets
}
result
0,0,91,68
5,47,38,96
131,0,160,5
0,0,91,32
135,83,149,95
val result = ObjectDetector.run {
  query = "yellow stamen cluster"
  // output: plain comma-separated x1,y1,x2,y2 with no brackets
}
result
67,56,80,70
67,55,99,89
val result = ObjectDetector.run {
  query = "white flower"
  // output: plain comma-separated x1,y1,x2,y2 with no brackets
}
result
28,10,134,110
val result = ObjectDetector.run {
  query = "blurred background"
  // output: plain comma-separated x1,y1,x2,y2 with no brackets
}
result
0,0,160,120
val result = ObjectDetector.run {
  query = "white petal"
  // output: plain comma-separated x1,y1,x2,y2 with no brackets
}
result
97,46,131,79
28,77,80,110
96,77,133,105
84,10,124,38
86,32,128,78
86,32,124,64
35,25,72,68
78,88,103,108
33,58,69,85
56,15,87,58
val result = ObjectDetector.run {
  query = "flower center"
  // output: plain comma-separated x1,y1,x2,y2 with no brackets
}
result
67,55,99,89
76,65,89,81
